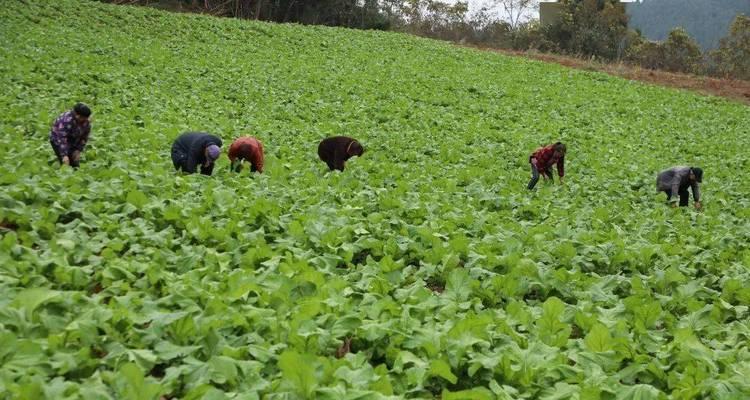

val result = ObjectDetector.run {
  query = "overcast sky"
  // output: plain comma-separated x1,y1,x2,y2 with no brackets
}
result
454,0,541,22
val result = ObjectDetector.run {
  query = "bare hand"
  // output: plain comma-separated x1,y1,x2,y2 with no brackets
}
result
62,156,70,166
72,151,81,162
694,201,702,210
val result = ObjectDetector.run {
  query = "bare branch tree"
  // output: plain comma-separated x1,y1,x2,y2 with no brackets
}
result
486,0,538,29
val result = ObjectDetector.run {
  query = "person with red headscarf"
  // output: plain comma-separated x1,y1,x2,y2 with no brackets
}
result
228,136,264,173
527,142,566,190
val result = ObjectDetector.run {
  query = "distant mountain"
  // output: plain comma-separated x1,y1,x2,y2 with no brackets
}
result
627,0,750,50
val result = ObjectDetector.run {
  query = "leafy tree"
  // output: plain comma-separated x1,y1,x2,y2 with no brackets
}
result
512,20,558,52
660,27,703,73
710,15,750,80
625,34,665,70
545,0,629,60
626,28,703,74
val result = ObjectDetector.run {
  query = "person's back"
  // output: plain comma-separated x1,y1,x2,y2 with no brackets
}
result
317,136,364,171
172,132,211,153
171,132,222,175
656,166,688,190
656,166,702,208
228,136,264,173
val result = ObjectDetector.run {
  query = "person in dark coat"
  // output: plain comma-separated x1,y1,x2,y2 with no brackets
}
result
49,103,92,168
317,136,364,171
657,166,702,209
171,132,222,175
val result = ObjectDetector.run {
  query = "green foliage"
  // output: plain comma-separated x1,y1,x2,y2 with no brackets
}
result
1,0,750,399
627,28,704,74
661,28,704,74
546,0,630,60
100,0,392,29
511,21,559,53
625,35,666,70
710,15,750,80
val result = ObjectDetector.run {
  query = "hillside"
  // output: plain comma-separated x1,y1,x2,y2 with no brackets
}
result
627,0,750,50
1,0,750,398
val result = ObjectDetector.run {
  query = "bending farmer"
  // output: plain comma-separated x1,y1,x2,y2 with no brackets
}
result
228,136,264,173
49,103,92,168
171,132,222,176
528,142,566,190
657,166,702,209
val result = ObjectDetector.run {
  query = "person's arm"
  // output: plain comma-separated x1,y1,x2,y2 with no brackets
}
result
77,125,90,151
254,144,264,173
229,158,241,172
72,125,90,162
200,138,217,176
669,175,680,204
692,182,701,203
333,149,346,171
557,156,565,181
227,145,239,172
183,151,198,174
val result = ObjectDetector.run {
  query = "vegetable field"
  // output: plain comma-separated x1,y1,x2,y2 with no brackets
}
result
1,1,750,398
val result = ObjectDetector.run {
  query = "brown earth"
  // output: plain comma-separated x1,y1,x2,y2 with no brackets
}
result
468,46,750,106
0,220,19,231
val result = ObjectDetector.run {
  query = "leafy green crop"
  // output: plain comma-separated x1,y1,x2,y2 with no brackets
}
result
1,0,750,398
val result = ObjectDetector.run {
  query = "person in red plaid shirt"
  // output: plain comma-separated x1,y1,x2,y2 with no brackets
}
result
228,136,264,173
527,142,566,190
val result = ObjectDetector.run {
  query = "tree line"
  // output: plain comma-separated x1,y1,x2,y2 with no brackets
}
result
536,0,749,80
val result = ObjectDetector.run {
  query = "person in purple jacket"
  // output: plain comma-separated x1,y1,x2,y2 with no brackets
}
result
49,103,92,168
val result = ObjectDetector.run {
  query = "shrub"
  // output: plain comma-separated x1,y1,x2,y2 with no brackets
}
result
709,15,750,80
626,28,703,74
661,27,704,74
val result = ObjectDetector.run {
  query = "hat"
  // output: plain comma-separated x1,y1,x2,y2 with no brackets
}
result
691,167,703,183
206,144,221,161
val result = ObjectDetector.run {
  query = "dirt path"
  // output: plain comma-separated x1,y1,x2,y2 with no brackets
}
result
470,46,750,106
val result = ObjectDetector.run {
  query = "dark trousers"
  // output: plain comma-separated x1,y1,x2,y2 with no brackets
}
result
527,164,553,190
665,185,690,206
50,140,80,168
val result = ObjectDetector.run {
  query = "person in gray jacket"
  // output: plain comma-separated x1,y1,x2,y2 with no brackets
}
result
656,166,702,209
